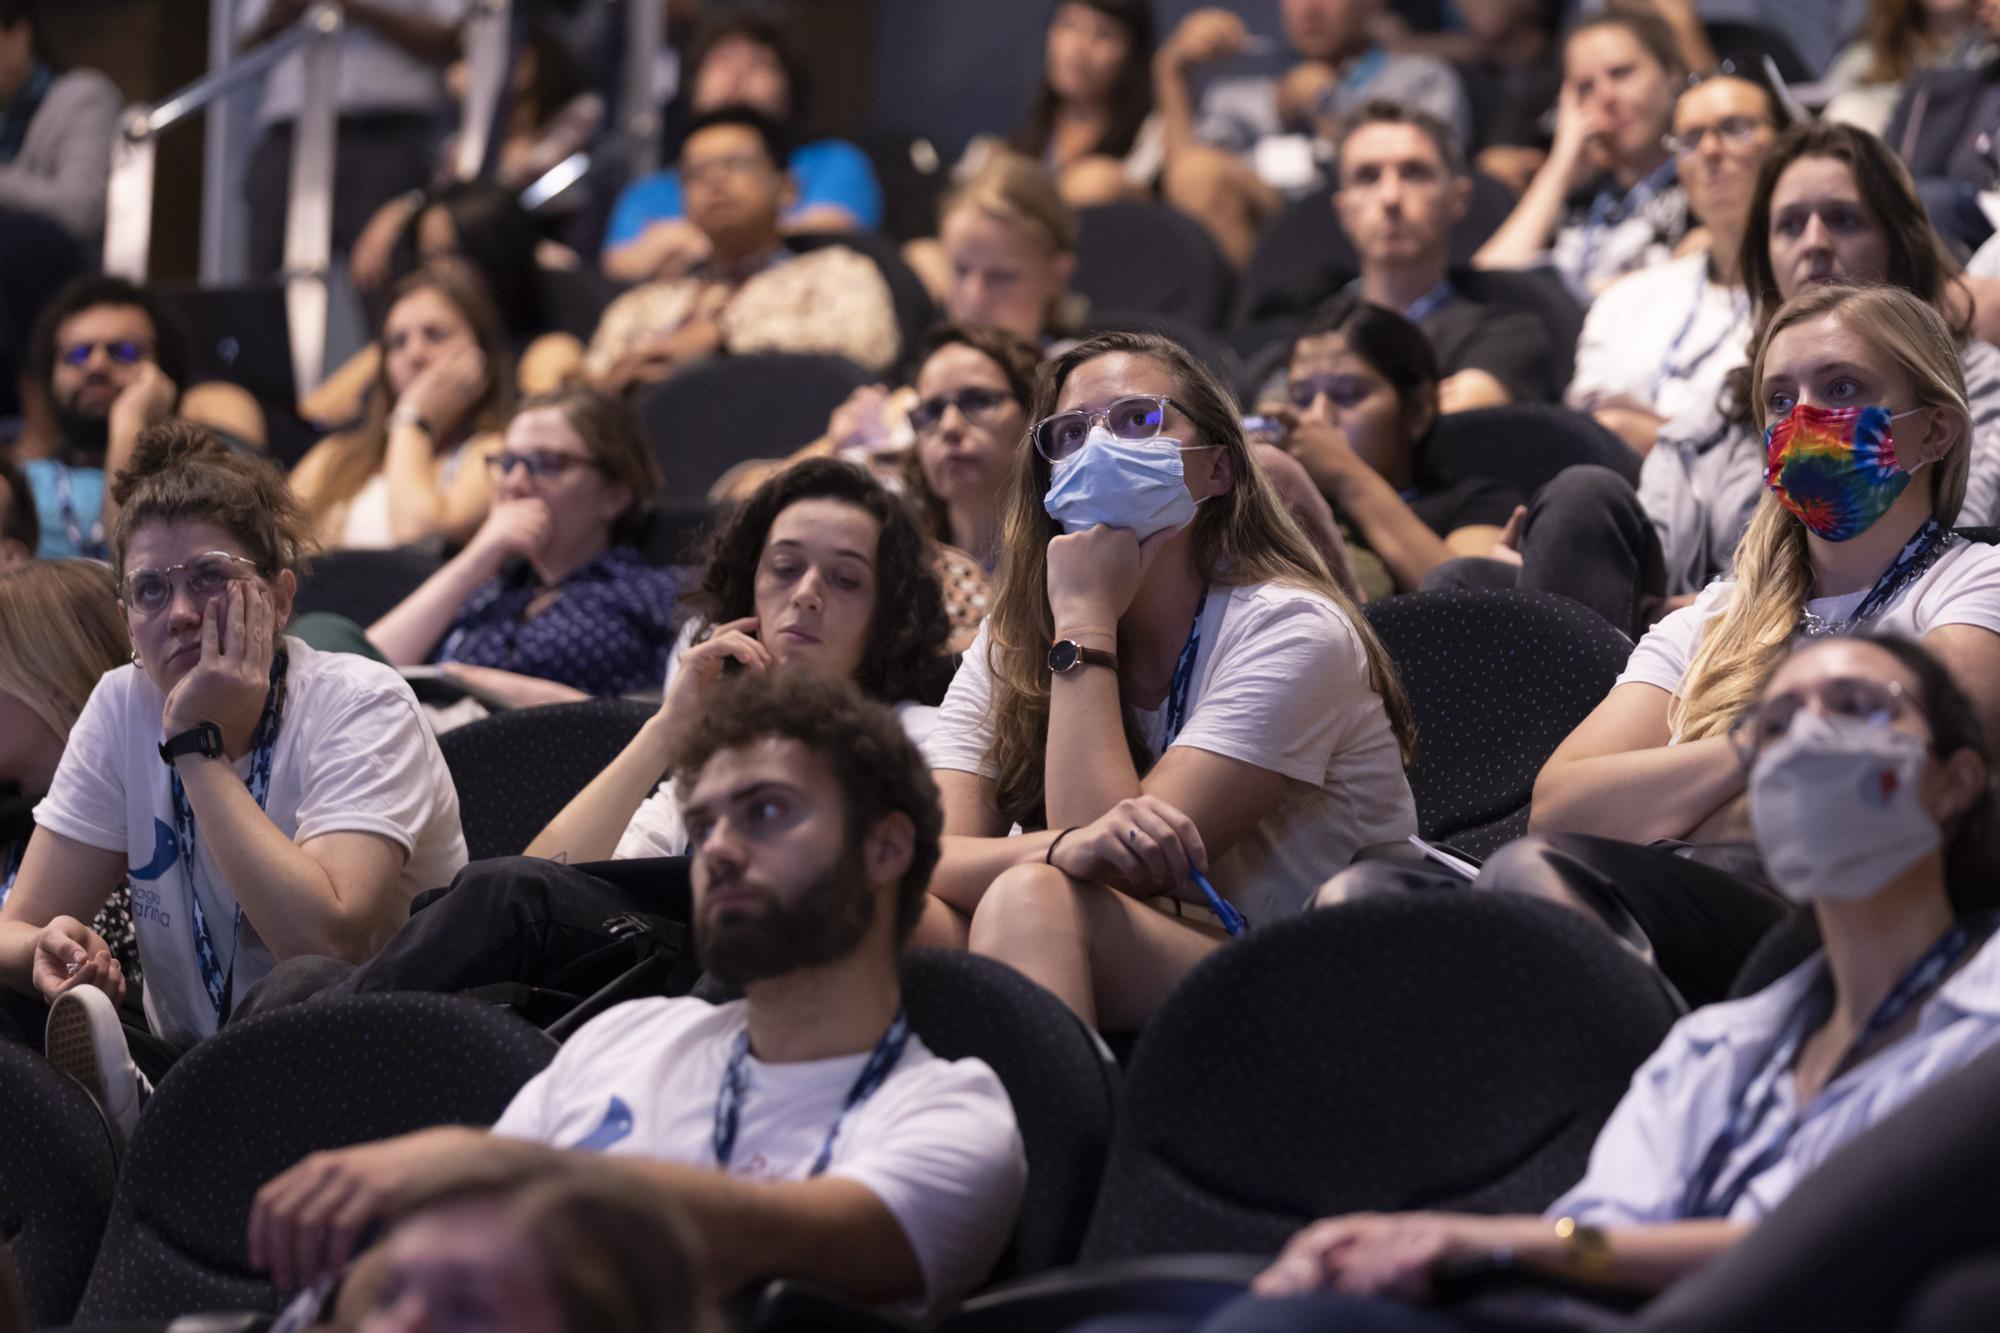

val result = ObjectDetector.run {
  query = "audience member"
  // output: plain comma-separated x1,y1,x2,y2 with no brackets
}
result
924,152,1083,348
238,0,464,277
1882,0,2000,250
922,330,1417,1029
350,28,603,294
1337,284,2000,1010
0,424,465,1140
309,179,591,428
1148,632,2000,1333
957,0,1162,208
604,11,883,283
291,267,512,550
248,672,1027,1318
1268,295,1520,599
1475,8,1689,301
1825,0,1983,136
366,386,675,706
0,451,33,566
0,0,117,247
1330,99,1556,411
583,106,900,394
0,561,141,1043
338,1163,718,1333
1153,0,1470,267
1565,73,1781,454
17,275,187,558
1375,0,1560,193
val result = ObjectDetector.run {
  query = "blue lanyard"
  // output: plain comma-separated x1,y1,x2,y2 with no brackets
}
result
1801,519,1957,638
1680,919,1982,1219
0,837,23,904
1650,268,1748,400
171,652,288,1025
1577,158,1677,284
52,463,106,559
1156,585,1246,935
1403,280,1455,325
713,1006,910,1176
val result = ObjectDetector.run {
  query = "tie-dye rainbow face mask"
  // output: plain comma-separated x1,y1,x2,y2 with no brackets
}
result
1763,403,1928,542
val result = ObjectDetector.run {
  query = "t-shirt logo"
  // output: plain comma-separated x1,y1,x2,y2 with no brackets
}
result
130,817,179,881
571,1095,634,1151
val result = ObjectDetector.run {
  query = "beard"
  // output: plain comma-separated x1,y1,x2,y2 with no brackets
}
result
53,400,110,459
695,842,878,989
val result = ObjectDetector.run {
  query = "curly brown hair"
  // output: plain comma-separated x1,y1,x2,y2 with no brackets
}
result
110,420,316,580
681,457,954,706
669,670,943,943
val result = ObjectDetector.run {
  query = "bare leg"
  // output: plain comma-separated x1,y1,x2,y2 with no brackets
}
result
1160,144,1279,269
966,863,1226,1031
911,894,971,950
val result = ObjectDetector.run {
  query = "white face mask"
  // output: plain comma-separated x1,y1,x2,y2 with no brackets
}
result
1748,709,1941,903
1042,425,1202,539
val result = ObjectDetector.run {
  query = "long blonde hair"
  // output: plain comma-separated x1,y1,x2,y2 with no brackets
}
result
983,330,1415,828
1672,284,1972,741
0,560,129,740
300,267,514,529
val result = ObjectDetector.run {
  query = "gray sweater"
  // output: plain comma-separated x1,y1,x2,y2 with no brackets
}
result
0,67,121,243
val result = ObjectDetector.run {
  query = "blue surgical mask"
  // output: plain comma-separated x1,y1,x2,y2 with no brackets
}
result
1042,426,1201,538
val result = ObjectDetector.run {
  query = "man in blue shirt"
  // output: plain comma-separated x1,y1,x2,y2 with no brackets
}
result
602,11,882,285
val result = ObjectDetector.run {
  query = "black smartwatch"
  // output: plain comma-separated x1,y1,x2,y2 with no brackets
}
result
1047,639,1119,676
159,722,225,767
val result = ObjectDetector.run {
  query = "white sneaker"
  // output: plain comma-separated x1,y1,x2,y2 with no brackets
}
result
46,986,149,1154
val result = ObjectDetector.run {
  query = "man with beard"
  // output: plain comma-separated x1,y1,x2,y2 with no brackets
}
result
18,275,183,557
247,673,1027,1318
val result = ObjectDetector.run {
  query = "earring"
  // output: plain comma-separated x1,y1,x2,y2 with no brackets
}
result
130,650,141,668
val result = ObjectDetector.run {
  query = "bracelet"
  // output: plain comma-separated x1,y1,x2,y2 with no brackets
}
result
1045,827,1080,866
1553,1215,1614,1281
389,406,435,438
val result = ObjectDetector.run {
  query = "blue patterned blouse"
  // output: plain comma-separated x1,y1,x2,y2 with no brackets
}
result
437,547,678,696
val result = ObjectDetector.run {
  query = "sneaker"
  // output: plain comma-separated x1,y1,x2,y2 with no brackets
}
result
46,986,149,1153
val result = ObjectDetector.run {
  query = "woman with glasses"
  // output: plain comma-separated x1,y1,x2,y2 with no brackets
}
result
922,330,1418,1030
1263,294,1520,599
1563,73,1782,453
291,267,513,551
0,423,465,1137
1473,8,1690,302
1103,632,2000,1333
365,387,676,708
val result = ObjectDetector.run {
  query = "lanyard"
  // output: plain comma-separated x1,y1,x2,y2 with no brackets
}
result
1680,919,1981,1219
1650,268,1748,401
1799,519,1957,639
1577,158,1677,284
1403,280,1455,325
713,1006,910,1177
52,463,107,559
0,837,23,904
171,652,288,1026
1162,583,1209,750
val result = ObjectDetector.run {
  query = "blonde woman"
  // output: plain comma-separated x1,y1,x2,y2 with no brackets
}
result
0,561,140,1043
909,153,1083,349
923,330,1417,1030
1506,284,2000,1006
290,268,513,551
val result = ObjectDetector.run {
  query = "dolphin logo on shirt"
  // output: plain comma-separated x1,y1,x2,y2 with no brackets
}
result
572,1095,634,1151
129,818,179,881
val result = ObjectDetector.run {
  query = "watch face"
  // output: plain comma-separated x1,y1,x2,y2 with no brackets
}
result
1048,640,1079,673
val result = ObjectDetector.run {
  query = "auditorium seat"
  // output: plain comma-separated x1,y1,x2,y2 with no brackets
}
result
1421,402,1641,498
1075,202,1234,331
436,698,659,861
72,995,556,1323
290,546,444,628
0,1041,117,1327
942,893,1682,1329
1362,588,1634,856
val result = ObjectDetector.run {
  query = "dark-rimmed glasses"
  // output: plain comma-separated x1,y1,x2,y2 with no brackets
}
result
485,450,604,481
121,552,263,618
909,387,1017,436
1030,394,1196,462
59,340,149,368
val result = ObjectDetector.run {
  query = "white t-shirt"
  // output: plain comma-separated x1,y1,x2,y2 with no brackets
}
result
240,0,468,124
614,702,939,860
1617,538,2000,721
1567,252,1751,426
492,996,1027,1318
33,639,467,1048
928,581,1418,923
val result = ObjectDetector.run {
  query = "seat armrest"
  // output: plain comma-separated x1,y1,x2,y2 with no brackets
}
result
751,1280,924,1333
942,1253,1268,1332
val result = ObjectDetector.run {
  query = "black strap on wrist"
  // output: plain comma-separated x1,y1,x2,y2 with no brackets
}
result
1046,826,1080,866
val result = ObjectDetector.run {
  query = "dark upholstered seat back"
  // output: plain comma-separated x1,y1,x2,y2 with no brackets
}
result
438,697,658,861
0,1040,118,1327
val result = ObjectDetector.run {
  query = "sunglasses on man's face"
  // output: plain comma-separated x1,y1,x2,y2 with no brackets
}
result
59,340,149,369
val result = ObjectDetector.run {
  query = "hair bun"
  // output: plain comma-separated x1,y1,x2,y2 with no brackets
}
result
109,420,233,508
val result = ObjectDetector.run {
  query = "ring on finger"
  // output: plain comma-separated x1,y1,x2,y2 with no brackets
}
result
1125,828,1138,845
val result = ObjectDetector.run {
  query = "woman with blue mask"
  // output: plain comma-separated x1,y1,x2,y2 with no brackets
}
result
921,329,1419,1030
1089,633,2000,1333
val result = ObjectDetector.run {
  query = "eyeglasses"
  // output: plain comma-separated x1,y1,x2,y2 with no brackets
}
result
1288,374,1368,411
1031,394,1196,462
59,339,150,368
681,152,774,186
1729,675,1914,761
1661,115,1771,159
909,386,1017,435
121,552,263,618
485,450,603,480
